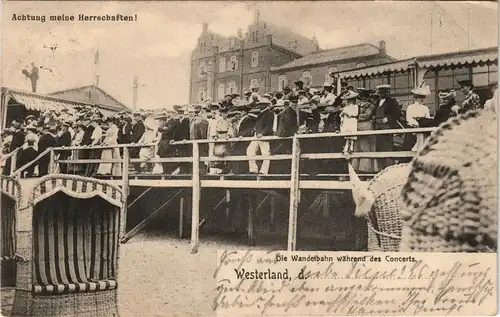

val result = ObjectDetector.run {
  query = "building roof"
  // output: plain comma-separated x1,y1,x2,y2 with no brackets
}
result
2,87,120,118
337,46,498,79
270,43,386,71
415,46,498,68
339,59,416,79
49,85,130,112
261,21,318,56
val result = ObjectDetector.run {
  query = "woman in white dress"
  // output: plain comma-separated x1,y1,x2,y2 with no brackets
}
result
340,90,359,153
97,117,121,175
138,118,158,173
406,86,431,151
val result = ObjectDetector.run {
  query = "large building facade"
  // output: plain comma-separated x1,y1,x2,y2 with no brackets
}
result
189,11,396,103
189,11,320,103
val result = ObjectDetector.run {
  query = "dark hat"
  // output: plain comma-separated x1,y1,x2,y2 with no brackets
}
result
231,93,240,98
25,115,35,120
294,80,304,87
224,93,233,98
283,86,291,92
243,89,251,96
458,79,473,87
209,102,220,110
357,87,374,97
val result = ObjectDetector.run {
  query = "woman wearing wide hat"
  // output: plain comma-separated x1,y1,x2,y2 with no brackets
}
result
434,89,458,126
406,85,432,151
351,88,377,173
340,90,360,153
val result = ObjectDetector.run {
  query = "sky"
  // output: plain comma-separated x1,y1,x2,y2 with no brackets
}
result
1,1,498,110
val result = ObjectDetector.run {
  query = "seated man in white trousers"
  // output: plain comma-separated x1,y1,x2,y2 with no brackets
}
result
246,100,274,174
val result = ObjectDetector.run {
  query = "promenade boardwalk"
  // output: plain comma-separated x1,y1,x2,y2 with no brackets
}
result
5,128,435,253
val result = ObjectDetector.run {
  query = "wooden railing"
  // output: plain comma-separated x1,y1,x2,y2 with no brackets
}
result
6,127,436,252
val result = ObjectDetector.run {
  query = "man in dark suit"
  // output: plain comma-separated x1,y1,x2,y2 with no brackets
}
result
37,126,57,176
56,122,72,174
272,99,298,174
189,105,209,173
119,116,133,144
79,119,94,175
246,100,274,174
157,114,179,174
131,113,145,173
229,103,256,174
174,109,191,174
374,84,402,170
3,122,26,175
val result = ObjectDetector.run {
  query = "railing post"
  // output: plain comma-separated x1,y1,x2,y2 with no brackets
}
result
190,142,201,254
121,147,130,239
9,149,17,175
287,136,301,251
49,149,56,174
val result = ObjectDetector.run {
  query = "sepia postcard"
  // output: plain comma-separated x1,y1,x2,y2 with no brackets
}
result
0,1,498,316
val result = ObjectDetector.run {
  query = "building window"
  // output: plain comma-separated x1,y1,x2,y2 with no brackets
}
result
219,57,226,73
326,67,338,84
227,82,237,95
251,51,259,68
251,31,259,43
218,84,225,100
230,56,238,71
356,62,367,68
229,38,235,49
250,79,258,89
199,61,207,78
302,71,312,86
198,87,206,102
278,75,287,91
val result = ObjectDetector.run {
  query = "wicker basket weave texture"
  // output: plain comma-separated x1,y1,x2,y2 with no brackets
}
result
10,289,118,317
11,174,124,317
366,163,410,252
400,110,497,252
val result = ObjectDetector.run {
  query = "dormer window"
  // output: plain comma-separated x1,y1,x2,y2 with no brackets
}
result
230,56,238,71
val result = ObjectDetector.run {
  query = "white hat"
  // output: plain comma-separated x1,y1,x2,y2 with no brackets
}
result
411,86,430,96
376,84,391,90
341,90,359,100
322,82,331,87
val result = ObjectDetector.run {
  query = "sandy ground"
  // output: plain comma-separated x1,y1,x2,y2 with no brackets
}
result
1,232,280,317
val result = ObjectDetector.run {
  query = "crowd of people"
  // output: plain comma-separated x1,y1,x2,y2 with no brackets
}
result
1,77,497,178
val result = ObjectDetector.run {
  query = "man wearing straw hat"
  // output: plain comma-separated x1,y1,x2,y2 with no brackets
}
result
131,112,146,173
57,121,72,174
246,99,273,175
374,84,402,170
37,124,57,176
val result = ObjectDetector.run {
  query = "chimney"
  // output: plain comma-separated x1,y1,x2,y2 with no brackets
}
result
202,23,208,33
254,9,260,23
266,34,273,48
237,28,243,39
379,40,386,54
312,34,319,51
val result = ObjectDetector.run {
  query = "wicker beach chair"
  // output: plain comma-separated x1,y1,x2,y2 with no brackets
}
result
1,176,21,287
348,163,411,252
400,110,497,252
10,174,124,317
